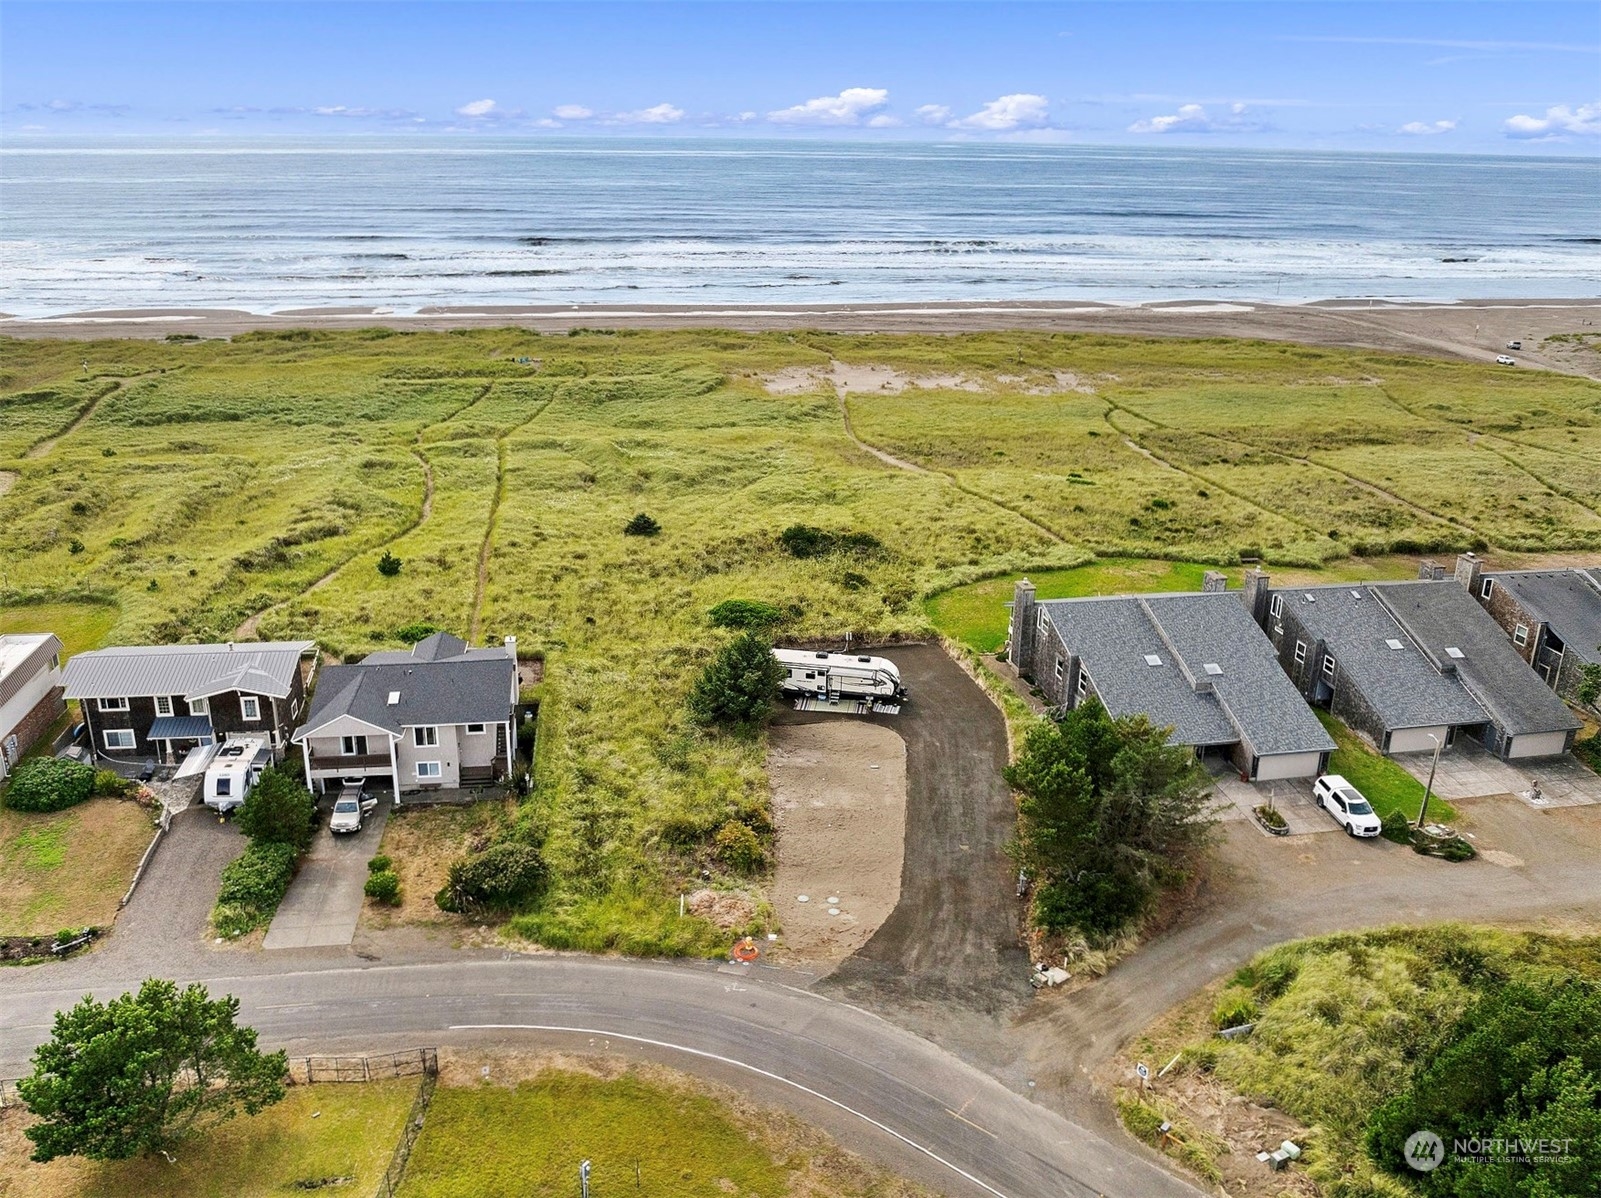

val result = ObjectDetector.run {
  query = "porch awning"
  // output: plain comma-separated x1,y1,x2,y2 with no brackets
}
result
147,715,213,741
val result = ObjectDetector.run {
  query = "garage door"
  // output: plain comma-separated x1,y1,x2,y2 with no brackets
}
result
1254,751,1324,781
1388,726,1448,755
1507,730,1571,760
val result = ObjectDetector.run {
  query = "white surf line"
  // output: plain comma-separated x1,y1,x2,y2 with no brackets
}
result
450,1022,1017,1198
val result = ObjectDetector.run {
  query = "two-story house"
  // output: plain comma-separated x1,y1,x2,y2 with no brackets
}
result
61,641,315,765
0,633,65,780
291,631,518,800
1466,555,1601,705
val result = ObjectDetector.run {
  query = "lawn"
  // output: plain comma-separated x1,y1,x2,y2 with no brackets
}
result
2,328,1591,954
0,602,118,660
0,797,154,937
0,1079,416,1198
401,1062,931,1198
1315,709,1459,824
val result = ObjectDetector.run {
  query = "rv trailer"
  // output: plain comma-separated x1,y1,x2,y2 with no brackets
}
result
774,649,907,703
203,736,271,814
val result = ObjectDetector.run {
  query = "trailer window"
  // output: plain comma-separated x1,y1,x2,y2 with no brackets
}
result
215,777,231,797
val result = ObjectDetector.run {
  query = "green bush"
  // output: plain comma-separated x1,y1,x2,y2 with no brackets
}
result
367,854,393,874
1212,988,1259,1029
236,768,316,852
438,842,548,912
707,599,784,629
212,841,298,935
394,621,440,643
623,512,661,537
92,768,132,798
376,550,402,577
777,524,883,559
5,757,95,813
1379,810,1412,844
687,631,785,731
712,820,766,874
364,870,401,905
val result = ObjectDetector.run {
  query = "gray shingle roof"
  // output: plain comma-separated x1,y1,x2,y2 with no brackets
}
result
62,642,313,701
1374,581,1580,737
1276,585,1487,730
1038,593,1333,757
293,646,514,740
1484,569,1601,667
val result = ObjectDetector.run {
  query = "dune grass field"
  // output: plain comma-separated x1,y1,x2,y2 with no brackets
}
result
3,327,1598,954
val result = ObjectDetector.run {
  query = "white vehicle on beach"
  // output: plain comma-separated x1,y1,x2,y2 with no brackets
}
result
774,649,907,702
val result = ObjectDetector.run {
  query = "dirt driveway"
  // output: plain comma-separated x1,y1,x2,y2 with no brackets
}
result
776,644,1032,1029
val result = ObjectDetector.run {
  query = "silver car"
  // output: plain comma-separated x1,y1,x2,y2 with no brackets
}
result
329,783,377,835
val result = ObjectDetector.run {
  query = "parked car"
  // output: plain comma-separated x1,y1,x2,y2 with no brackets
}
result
329,782,378,835
1313,774,1382,837
1506,340,1522,350
1495,355,1516,366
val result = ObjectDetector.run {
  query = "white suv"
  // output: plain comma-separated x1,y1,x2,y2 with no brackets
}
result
1313,774,1382,837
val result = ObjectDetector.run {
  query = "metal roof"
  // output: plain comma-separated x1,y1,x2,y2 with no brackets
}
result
62,641,313,701
147,715,216,741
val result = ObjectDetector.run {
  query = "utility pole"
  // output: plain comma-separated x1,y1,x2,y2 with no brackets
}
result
580,1160,591,1198
1416,733,1442,830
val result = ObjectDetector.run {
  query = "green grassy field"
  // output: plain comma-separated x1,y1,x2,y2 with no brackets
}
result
2,328,1593,953
0,1080,415,1198
1315,710,1458,824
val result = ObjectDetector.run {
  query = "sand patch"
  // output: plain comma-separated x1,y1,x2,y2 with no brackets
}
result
0,472,15,498
767,721,906,967
763,361,992,397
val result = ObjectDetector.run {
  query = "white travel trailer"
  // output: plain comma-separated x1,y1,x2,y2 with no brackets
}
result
203,736,271,814
774,649,907,702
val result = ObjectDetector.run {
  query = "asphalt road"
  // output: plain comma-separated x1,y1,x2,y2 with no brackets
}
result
0,951,1202,1198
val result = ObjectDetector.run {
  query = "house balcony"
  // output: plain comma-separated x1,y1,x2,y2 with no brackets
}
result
307,752,392,773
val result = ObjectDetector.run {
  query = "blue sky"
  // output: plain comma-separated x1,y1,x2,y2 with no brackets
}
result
3,2,1598,152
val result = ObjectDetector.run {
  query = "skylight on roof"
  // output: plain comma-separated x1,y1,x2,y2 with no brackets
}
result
1445,647,1465,659
1203,663,1223,675
1144,654,1163,667
387,690,401,705
1351,590,1363,599
1386,639,1404,650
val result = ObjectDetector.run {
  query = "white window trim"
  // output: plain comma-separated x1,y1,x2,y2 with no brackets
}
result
99,697,129,712
1270,593,1283,618
188,696,209,716
1322,653,1337,678
104,728,135,749
154,695,173,717
465,722,487,735
415,761,442,779
413,725,438,747
1293,641,1306,664
1053,657,1064,681
1036,608,1047,633
1480,577,1494,599
1513,623,1529,647
1076,670,1089,697
240,696,261,722
341,734,369,756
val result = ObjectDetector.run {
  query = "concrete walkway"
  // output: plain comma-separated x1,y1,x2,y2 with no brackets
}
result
263,799,390,950
1395,740,1601,807
1211,773,1338,836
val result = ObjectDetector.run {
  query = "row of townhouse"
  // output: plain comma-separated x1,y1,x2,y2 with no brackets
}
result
0,629,519,802
1009,552,1595,779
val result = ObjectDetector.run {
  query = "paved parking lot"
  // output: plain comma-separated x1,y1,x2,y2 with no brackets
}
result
263,796,390,950
1211,773,1339,836
1394,740,1601,807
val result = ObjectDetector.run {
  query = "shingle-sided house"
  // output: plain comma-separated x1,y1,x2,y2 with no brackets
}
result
1469,557,1601,704
291,632,518,799
1009,581,1335,781
0,633,65,780
62,641,314,764
1245,571,1579,760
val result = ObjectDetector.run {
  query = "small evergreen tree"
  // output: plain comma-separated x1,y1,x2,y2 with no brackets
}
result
235,768,316,852
687,632,785,731
376,550,402,576
624,512,661,537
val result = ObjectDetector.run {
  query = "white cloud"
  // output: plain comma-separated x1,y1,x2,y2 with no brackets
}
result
553,104,593,120
1398,119,1457,136
533,118,562,129
615,102,684,124
455,98,499,118
768,87,889,126
867,114,902,128
948,94,1049,131
1127,102,1268,134
1504,101,1600,139
914,104,953,125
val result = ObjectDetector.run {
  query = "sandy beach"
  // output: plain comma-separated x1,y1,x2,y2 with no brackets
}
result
5,298,1599,374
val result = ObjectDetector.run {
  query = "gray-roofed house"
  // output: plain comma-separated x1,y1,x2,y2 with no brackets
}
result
291,632,518,798
1467,554,1601,705
62,640,314,765
1243,570,1579,760
1008,581,1334,781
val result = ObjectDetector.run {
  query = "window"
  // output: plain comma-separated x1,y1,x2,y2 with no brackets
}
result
1293,641,1307,665
240,696,260,721
414,726,438,748
1053,657,1064,681
1269,593,1283,618
188,697,209,716
104,729,135,750
98,697,129,712
155,696,173,717
1036,608,1047,633
1076,670,1089,697
416,761,442,780
1322,653,1337,679
340,735,368,756
215,776,231,797
50,653,61,670
1480,577,1494,599
466,722,486,735
1513,623,1529,647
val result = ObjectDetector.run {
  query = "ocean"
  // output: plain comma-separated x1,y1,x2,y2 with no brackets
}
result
1,138,1597,315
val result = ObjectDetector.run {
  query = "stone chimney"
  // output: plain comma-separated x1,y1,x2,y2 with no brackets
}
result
1417,559,1446,581
1241,568,1271,626
1202,570,1227,594
1010,579,1038,666
1453,552,1482,593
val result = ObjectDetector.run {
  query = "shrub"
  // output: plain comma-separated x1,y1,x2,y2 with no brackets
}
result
777,524,883,559
438,842,548,912
213,841,298,935
1379,810,1412,844
68,539,84,554
364,870,401,905
1253,804,1286,830
367,854,392,873
5,757,94,813
707,599,783,629
236,768,316,852
687,632,785,731
712,820,766,874
376,550,402,577
92,768,132,798
1212,988,1259,1030
623,512,661,537
394,621,440,643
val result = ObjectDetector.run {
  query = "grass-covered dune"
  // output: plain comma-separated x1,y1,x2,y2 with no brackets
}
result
4,328,1598,954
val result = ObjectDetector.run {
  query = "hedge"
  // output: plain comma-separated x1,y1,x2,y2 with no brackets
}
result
4,758,95,813
212,841,298,937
